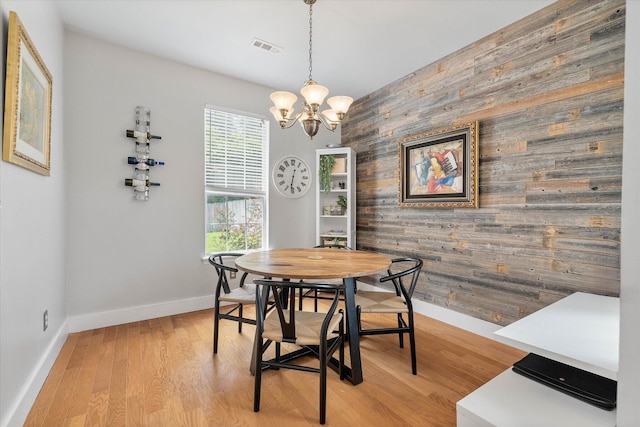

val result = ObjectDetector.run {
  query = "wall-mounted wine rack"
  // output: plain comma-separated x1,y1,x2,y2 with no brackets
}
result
124,106,163,200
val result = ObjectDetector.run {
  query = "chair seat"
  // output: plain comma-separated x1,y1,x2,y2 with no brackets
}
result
263,310,343,346
219,284,256,304
355,290,408,313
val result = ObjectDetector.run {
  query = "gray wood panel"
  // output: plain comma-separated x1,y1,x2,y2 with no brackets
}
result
343,0,625,325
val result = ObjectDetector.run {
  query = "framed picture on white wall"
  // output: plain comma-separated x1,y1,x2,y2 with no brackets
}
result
2,11,53,176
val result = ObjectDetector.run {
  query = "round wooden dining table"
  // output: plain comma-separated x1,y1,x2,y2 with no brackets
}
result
235,247,391,385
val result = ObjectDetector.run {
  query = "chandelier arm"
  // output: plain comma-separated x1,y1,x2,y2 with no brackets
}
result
279,112,304,129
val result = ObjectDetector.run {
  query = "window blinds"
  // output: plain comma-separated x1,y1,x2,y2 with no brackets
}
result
204,107,267,192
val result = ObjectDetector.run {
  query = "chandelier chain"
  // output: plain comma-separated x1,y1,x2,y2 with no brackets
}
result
308,2,313,81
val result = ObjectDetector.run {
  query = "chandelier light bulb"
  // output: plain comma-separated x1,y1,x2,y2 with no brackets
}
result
270,91,298,115
300,81,329,107
321,109,339,123
327,96,354,117
321,110,339,131
270,106,294,123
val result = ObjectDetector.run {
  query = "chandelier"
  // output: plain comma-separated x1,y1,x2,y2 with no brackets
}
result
269,0,353,139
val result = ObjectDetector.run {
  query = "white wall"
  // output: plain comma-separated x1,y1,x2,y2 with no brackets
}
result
1,2,637,426
618,1,640,425
0,2,66,426
63,31,339,329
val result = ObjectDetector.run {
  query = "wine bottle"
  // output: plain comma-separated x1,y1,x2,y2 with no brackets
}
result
124,178,160,187
126,130,162,140
133,188,149,200
127,156,165,166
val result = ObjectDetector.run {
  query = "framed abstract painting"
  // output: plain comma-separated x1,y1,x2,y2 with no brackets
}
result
399,122,478,208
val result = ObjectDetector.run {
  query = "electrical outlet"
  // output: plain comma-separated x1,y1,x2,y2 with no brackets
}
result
230,271,237,279
43,310,48,331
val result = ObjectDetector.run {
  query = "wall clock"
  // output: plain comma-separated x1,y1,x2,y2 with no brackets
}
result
272,155,312,198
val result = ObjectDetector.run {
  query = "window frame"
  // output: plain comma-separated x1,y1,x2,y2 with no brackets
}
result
204,105,269,255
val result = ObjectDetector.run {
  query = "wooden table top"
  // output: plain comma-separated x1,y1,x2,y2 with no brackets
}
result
235,248,391,280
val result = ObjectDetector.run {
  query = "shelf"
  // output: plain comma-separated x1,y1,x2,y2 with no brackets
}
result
494,292,619,380
316,147,355,248
457,369,616,427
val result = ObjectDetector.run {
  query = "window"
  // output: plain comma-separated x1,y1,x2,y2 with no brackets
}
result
204,106,268,253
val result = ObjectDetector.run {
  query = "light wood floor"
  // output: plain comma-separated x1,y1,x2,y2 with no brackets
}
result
25,303,525,426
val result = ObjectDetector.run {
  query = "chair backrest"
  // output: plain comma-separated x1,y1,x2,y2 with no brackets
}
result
314,244,353,250
253,279,344,344
380,257,423,302
208,253,248,295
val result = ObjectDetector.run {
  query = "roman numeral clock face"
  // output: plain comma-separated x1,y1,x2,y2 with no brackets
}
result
272,155,312,198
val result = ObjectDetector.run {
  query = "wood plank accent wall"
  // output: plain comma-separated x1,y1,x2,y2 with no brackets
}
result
342,0,625,325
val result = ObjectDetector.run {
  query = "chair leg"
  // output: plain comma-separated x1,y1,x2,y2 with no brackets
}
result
238,304,243,333
254,337,263,412
397,313,405,348
213,300,221,354
319,343,327,425
409,314,417,375
339,320,345,380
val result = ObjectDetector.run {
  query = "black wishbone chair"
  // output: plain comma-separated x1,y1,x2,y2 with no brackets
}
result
355,257,423,374
299,244,353,311
253,278,345,425
208,253,257,354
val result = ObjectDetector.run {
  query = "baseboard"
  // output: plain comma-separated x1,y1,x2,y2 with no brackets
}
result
357,283,501,339
66,287,497,338
2,320,68,427
67,295,215,333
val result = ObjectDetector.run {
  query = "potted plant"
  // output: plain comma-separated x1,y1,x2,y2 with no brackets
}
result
318,154,336,193
337,195,347,215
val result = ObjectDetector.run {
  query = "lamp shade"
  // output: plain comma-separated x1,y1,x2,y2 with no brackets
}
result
270,91,298,112
270,106,294,121
300,82,329,106
321,109,339,123
327,96,354,114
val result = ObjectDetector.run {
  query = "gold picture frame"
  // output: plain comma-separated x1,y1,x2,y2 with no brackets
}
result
399,121,479,208
2,11,53,176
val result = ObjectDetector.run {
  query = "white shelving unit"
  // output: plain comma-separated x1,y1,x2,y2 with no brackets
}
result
315,147,356,248
457,292,619,427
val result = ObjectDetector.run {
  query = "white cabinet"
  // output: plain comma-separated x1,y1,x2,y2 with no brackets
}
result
457,293,619,427
315,147,356,248
457,369,616,427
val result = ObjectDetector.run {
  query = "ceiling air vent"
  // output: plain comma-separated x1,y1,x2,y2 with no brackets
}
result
251,38,282,54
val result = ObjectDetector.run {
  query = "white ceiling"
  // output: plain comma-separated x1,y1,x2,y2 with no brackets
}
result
54,0,554,101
